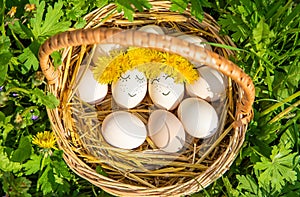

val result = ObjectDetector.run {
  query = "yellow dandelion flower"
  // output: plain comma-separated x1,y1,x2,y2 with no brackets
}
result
162,52,198,83
137,62,166,79
7,6,17,17
148,49,164,63
93,51,129,84
127,48,150,66
93,47,199,84
24,4,36,12
32,131,57,149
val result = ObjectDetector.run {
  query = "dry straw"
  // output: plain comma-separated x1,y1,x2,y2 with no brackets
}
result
38,1,255,196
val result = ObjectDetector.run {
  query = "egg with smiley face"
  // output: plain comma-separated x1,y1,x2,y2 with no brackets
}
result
112,69,147,109
149,73,184,110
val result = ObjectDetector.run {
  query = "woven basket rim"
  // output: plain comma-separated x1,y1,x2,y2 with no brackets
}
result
39,1,254,196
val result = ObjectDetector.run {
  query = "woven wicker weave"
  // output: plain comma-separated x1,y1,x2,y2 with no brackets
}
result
38,1,255,196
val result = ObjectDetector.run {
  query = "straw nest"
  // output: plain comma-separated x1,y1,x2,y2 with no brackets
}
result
41,1,254,196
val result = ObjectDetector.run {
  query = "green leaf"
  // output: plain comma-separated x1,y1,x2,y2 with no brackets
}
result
1,124,14,142
50,51,62,68
254,145,298,193
190,0,209,21
236,175,259,196
256,122,281,144
11,136,32,163
30,0,71,40
0,36,12,85
280,3,300,28
280,165,300,196
170,0,188,13
280,127,298,149
222,176,239,197
0,111,4,122
23,154,42,175
30,88,59,109
1,173,32,197
0,146,22,172
52,160,71,179
56,180,71,196
0,35,11,51
115,0,152,21
18,46,39,74
282,61,300,88
219,15,250,42
96,165,108,176
0,52,11,70
130,0,152,12
63,0,107,27
12,177,32,197
0,112,14,142
252,17,275,48
8,20,33,40
273,60,300,100
95,0,109,9
37,155,72,195
38,165,54,195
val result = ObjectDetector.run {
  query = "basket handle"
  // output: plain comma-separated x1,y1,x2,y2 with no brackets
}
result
39,27,255,123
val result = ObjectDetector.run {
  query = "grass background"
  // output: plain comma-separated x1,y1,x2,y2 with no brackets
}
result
0,0,299,196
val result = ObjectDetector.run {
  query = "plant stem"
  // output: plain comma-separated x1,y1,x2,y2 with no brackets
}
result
10,28,25,49
36,153,47,192
21,106,38,116
260,91,300,116
7,87,31,94
0,0,6,36
269,99,300,124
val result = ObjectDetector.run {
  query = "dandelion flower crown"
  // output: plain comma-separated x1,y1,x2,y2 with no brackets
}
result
32,131,57,149
92,47,199,84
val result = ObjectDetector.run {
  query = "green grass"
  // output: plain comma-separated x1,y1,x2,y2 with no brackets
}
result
0,0,299,196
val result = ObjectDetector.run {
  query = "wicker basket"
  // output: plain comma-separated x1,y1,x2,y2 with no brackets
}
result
38,1,255,196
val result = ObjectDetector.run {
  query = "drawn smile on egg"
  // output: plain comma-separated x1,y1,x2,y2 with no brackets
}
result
152,75,173,96
112,69,148,109
162,91,170,96
128,93,137,97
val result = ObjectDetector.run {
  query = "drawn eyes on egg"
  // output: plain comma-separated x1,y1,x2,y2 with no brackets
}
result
135,75,146,84
162,74,170,80
148,72,184,110
120,74,130,81
151,78,160,84
120,74,145,84
151,75,171,85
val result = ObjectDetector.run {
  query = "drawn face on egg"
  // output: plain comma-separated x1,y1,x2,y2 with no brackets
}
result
149,73,184,110
112,69,147,109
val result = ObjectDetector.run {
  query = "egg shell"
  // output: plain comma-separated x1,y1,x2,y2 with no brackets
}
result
101,111,147,149
186,66,227,102
112,69,147,109
138,25,165,35
177,34,212,51
148,110,186,153
149,73,184,110
92,43,122,65
177,97,219,138
76,66,108,104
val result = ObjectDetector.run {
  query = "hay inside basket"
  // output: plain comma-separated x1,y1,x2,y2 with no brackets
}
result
41,1,254,196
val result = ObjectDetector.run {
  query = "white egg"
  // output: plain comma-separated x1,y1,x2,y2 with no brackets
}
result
177,34,212,51
138,25,165,35
186,66,227,102
177,97,219,138
148,110,186,153
149,73,184,110
76,66,108,104
92,43,122,65
112,69,147,109
101,111,147,149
